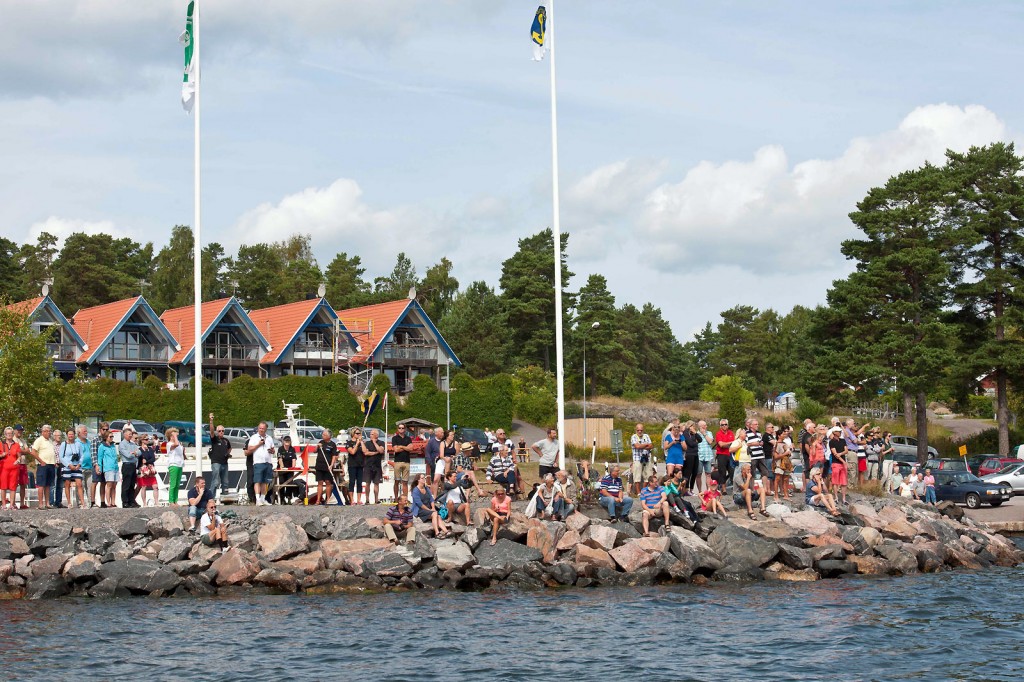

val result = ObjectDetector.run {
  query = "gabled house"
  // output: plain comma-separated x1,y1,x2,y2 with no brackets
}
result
72,296,180,383
338,298,461,395
4,295,88,376
250,298,359,378
160,297,271,387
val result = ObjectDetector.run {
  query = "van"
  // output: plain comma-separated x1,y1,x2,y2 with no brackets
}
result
163,420,212,446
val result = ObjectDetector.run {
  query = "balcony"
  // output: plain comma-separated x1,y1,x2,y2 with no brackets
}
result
292,341,334,362
108,343,169,362
46,343,78,361
381,343,440,366
202,343,261,364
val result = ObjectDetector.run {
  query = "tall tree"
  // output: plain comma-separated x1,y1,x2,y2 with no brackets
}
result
438,281,511,376
498,228,574,371
0,237,28,301
571,274,630,397
706,305,773,393
945,143,1024,456
202,242,232,300
230,243,285,309
324,252,373,310
150,225,195,312
374,252,418,300
19,232,58,296
826,164,955,462
418,257,459,321
50,233,153,312
271,234,322,303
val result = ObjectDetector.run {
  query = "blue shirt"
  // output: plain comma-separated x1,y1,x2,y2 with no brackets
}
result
99,443,118,472
599,475,624,496
425,437,441,468
697,431,715,462
59,440,84,468
663,434,684,462
639,486,665,508
411,486,434,517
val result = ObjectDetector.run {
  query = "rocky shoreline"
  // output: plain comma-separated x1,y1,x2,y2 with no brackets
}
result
1,495,1021,599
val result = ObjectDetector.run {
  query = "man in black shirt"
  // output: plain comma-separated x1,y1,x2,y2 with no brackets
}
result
390,424,413,501
314,430,339,506
208,414,232,501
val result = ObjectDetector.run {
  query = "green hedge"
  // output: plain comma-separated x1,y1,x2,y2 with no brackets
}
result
80,371,514,433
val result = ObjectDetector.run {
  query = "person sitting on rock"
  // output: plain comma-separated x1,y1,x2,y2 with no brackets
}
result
699,479,727,519
532,473,565,520
411,474,450,539
486,443,520,498
662,471,699,527
383,494,416,544
187,477,216,532
452,443,484,499
554,470,576,517
805,466,839,515
734,464,767,520
442,470,472,526
200,499,230,552
483,487,512,546
639,475,670,536
598,465,633,523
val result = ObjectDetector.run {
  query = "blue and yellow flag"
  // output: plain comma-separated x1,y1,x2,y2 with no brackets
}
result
531,5,547,61
361,390,380,418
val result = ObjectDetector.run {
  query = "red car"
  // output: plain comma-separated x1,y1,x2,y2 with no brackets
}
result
977,456,1021,477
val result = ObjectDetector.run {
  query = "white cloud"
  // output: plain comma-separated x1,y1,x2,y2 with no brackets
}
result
26,216,133,247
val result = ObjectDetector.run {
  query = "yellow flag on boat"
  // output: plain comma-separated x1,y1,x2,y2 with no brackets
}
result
531,5,547,61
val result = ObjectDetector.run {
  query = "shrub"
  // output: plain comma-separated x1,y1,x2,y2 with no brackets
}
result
719,387,747,427
700,376,755,407
964,394,994,419
794,397,828,423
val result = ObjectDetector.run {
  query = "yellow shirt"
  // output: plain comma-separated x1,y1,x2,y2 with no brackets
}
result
32,436,56,466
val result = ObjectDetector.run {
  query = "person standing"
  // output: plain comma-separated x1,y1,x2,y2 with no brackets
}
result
663,424,684,479
99,431,120,508
629,423,653,496
0,427,22,510
314,429,339,506
347,428,366,505
424,427,443,494
207,414,232,501
89,423,109,508
135,436,158,507
532,428,560,480
745,418,769,493
390,424,413,501
118,426,140,508
246,421,275,506
681,421,702,492
165,427,185,506
60,428,86,509
362,429,385,504
713,419,735,491
13,425,30,509
695,420,716,493
828,426,849,505
30,424,56,510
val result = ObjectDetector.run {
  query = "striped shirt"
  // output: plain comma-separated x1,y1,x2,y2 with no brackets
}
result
630,433,652,461
452,453,472,471
385,505,413,526
599,475,624,496
746,430,765,460
487,454,516,479
639,486,665,508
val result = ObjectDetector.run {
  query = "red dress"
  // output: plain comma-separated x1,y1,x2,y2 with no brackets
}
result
0,441,21,490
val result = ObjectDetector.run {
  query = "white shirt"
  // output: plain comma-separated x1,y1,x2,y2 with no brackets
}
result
446,485,465,504
533,437,560,467
166,443,184,467
248,433,275,465
199,512,222,536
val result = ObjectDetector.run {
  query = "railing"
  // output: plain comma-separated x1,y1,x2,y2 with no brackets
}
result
398,380,415,394
202,343,261,362
853,402,903,420
293,342,334,361
46,343,78,361
108,343,169,361
348,368,374,393
382,343,440,362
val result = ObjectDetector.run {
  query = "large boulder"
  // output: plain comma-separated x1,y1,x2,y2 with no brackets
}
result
495,513,532,543
764,503,793,520
875,542,918,574
460,526,485,551
26,574,69,600
320,539,391,569
849,555,894,576
782,510,838,537
117,516,151,538
881,520,919,542
345,550,414,579
666,527,724,575
473,539,542,571
147,512,184,539
545,562,578,586
609,541,659,573
707,524,778,570
565,512,591,534
62,553,101,581
211,548,262,585
582,525,619,552
253,568,298,592
556,529,581,552
575,544,616,571
804,534,854,552
936,500,965,521
776,543,813,570
877,505,909,526
734,518,803,545
119,560,181,594
273,551,324,575
858,527,883,551
526,521,565,563
815,559,857,577
257,519,310,561
763,562,819,581
0,536,30,560
86,527,122,554
157,535,196,564
435,542,476,571
849,502,882,528
330,518,380,541
31,552,71,579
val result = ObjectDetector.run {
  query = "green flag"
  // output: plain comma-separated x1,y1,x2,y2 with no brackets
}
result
179,1,196,112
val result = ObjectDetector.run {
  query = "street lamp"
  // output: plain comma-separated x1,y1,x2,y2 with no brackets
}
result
445,358,452,430
583,321,600,450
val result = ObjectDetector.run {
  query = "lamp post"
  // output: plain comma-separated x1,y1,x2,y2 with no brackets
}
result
445,358,451,430
583,321,600,450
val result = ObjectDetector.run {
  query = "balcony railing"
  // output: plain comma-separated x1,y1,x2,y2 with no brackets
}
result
46,343,78,361
382,343,440,362
202,343,261,362
293,342,334,361
108,343,169,362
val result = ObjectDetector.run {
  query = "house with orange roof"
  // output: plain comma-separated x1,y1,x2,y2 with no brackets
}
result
71,296,180,383
4,295,88,376
337,296,461,395
249,297,359,378
160,297,271,387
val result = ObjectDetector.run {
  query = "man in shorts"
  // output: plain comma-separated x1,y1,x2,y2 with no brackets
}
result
246,422,276,506
199,499,229,551
30,424,57,510
390,424,413,500
532,428,560,479
629,423,653,496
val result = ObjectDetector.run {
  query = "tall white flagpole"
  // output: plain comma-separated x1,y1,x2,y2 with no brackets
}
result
192,0,204,482
548,0,566,471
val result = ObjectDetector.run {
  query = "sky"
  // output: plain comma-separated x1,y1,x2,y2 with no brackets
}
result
3,1,1024,340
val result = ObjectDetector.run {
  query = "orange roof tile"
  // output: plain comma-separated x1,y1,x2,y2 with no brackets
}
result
4,297,44,316
160,298,233,364
249,298,323,365
336,299,412,363
72,297,141,363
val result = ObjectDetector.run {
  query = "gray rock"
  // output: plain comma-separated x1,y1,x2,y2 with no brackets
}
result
413,566,447,589
473,539,543,571
707,524,779,570
146,512,184,539
31,552,72,579
808,545,847,561
157,535,196,564
714,564,765,582
119,560,182,594
373,551,416,579
88,526,124,553
182,575,218,596
0,536,30,560
62,553,101,581
117,516,151,538
167,559,207,576
816,559,857,577
460,526,484,551
89,577,131,598
875,542,919,575
302,517,328,540
777,543,813,570
26,574,68,600
330,518,378,540
435,542,476,571
257,520,310,561
0,522,37,544
935,501,965,521
37,519,73,540
666,527,724,576
545,562,577,586
503,569,545,589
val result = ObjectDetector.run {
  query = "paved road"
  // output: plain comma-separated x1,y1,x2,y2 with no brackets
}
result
965,495,1024,531
511,420,545,445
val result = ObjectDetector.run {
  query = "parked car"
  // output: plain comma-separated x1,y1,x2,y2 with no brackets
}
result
790,462,804,494
966,454,989,475
108,420,164,447
889,435,939,459
982,462,1024,495
223,427,256,449
977,456,1020,477
924,458,968,472
456,427,492,454
163,420,211,447
932,470,1012,508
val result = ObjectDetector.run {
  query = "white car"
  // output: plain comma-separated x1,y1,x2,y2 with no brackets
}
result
982,462,1024,495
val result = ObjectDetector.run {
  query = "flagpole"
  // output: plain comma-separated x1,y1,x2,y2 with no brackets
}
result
548,0,566,471
192,0,204,482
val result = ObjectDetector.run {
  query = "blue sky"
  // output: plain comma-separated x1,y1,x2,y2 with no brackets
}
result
3,1,1022,339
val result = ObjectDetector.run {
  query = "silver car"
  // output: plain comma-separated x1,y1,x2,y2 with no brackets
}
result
223,427,256,449
889,435,939,459
983,462,1024,495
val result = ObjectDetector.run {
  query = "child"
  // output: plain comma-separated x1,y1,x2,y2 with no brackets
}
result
663,472,699,527
699,479,726,519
